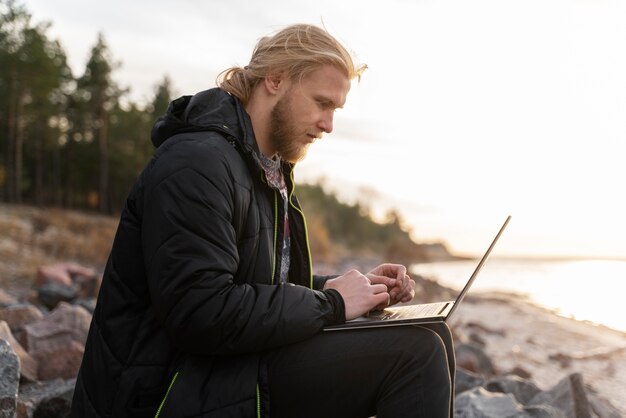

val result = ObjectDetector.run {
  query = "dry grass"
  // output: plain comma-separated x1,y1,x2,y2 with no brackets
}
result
0,203,118,292
0,203,379,292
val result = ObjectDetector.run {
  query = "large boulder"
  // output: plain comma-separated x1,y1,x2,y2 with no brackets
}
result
36,283,77,311
35,262,100,309
529,373,622,418
455,387,565,418
456,368,486,395
19,302,90,381
0,321,38,383
34,340,84,381
17,378,75,418
484,375,542,405
529,373,590,417
455,386,525,418
454,371,624,418
0,305,44,333
19,302,90,353
0,338,19,418
456,342,496,376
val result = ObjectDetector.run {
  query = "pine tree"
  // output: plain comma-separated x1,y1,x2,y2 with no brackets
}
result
70,33,122,213
0,0,71,204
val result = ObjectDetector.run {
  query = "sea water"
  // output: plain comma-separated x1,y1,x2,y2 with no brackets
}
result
411,258,626,333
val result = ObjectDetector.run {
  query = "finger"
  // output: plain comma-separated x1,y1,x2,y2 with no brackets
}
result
400,274,413,290
401,282,416,301
392,281,413,302
370,283,390,294
380,263,406,280
401,288,416,302
396,265,407,281
372,291,390,309
368,274,396,287
400,274,411,290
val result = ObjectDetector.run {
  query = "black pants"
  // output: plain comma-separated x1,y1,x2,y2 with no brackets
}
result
263,323,455,418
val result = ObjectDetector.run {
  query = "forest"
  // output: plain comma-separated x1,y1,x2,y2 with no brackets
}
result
0,0,173,213
0,0,452,265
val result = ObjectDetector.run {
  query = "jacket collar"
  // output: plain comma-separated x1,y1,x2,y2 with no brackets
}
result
151,87,296,183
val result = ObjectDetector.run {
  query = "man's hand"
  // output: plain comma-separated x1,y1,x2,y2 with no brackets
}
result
366,263,415,310
323,270,390,320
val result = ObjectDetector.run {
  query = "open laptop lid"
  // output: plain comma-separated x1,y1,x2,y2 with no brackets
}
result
323,216,511,331
444,215,511,321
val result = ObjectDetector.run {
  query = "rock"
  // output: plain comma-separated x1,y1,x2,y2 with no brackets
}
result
35,262,100,302
519,405,567,418
37,283,77,310
506,366,533,380
484,375,542,405
33,340,84,381
0,305,44,333
456,342,496,376
74,274,101,299
0,289,19,308
455,387,525,418
0,321,38,383
455,387,566,418
0,338,19,418
19,302,89,381
529,373,592,418
456,367,486,395
469,332,487,347
17,378,75,418
74,298,96,314
35,262,94,288
548,352,572,369
20,302,91,354
586,390,623,418
465,321,507,337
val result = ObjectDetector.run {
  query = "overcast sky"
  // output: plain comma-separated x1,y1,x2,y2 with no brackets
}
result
23,0,626,259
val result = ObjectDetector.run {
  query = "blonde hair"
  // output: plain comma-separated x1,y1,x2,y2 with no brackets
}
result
218,24,367,105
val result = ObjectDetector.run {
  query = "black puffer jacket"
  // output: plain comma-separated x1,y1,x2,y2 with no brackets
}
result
70,88,345,418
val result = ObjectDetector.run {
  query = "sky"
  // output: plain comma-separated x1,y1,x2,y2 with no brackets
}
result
22,0,626,260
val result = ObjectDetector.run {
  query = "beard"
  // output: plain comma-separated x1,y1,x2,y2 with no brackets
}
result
269,94,311,164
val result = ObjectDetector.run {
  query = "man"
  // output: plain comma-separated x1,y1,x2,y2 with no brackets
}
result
71,24,455,418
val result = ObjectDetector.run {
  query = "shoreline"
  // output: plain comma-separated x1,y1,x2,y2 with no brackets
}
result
473,290,626,338
451,291,626,415
411,257,626,336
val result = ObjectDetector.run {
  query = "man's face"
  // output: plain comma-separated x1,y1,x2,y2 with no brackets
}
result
269,65,351,163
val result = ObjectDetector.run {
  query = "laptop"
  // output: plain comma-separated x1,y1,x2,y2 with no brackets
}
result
324,215,511,331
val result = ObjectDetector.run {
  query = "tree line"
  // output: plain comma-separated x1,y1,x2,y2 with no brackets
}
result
296,183,437,265
0,1,449,263
0,0,173,213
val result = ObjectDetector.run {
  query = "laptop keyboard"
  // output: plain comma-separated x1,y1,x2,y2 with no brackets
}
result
378,302,448,320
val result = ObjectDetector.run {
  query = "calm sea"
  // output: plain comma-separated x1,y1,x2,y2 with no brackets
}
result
411,258,626,333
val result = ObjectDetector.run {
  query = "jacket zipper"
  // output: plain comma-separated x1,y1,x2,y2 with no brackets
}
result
257,172,311,418
154,371,179,418
272,190,278,285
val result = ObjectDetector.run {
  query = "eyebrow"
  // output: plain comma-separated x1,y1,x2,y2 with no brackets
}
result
315,96,344,110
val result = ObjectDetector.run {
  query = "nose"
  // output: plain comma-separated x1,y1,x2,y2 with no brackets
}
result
318,111,334,134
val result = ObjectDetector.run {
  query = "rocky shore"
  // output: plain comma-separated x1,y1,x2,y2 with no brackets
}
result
450,293,625,417
0,268,624,417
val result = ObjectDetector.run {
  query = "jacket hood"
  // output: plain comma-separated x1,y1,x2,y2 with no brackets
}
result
151,88,259,156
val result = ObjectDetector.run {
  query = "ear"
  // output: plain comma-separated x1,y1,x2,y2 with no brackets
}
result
263,73,286,96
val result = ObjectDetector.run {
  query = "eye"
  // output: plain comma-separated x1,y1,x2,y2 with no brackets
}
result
318,100,335,111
